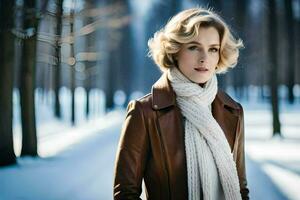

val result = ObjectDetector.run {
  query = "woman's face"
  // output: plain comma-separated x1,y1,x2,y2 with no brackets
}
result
176,26,220,85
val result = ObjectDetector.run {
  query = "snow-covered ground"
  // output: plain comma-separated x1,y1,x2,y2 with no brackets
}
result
243,102,300,200
0,112,124,200
0,88,299,200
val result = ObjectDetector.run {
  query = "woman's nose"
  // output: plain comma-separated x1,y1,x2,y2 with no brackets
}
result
198,52,207,63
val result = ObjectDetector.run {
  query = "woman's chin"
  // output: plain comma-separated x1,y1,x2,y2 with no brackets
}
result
190,78,209,85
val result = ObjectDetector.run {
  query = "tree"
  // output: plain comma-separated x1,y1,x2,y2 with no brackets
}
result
284,0,296,104
83,0,97,118
0,0,16,166
70,3,76,125
20,0,39,156
85,76,91,118
233,0,247,99
267,0,281,137
54,0,64,118
116,0,134,106
105,47,118,111
103,0,131,111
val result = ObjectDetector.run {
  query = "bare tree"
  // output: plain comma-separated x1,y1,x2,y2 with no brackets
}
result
70,3,76,125
54,0,64,118
20,0,40,156
0,0,16,166
284,0,296,104
104,0,130,111
85,76,91,118
233,0,247,99
116,0,134,106
267,0,281,137
105,48,118,111
83,0,94,119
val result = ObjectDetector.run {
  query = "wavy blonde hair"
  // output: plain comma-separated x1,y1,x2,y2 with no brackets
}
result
148,7,244,73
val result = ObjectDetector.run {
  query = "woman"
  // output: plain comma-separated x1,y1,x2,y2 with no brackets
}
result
114,7,249,200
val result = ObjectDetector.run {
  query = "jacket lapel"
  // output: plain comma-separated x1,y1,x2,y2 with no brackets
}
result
212,91,240,152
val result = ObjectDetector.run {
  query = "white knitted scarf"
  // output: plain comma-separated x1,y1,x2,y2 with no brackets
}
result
167,67,242,200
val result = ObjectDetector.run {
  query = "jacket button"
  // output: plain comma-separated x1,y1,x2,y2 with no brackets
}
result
154,105,158,109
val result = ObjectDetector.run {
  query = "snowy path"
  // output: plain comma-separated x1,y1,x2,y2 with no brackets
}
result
245,106,300,200
246,138,300,200
0,121,122,200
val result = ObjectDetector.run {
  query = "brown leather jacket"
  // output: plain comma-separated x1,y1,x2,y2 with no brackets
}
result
114,73,249,200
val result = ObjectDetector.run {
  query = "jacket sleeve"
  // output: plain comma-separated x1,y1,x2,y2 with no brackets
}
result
237,103,250,200
113,100,149,200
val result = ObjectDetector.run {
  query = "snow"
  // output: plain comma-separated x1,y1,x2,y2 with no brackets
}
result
242,100,300,200
263,164,300,200
246,139,300,200
0,88,299,200
0,131,120,200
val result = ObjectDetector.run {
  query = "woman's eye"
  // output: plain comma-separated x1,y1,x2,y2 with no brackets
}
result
188,46,198,50
210,48,219,53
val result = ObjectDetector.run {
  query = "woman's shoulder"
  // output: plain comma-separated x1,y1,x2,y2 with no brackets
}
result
216,89,243,111
126,93,154,115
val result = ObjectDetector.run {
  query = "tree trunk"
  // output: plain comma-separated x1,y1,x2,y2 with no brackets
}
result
54,0,64,118
71,65,75,125
86,87,90,118
268,0,281,137
70,7,76,125
83,1,93,119
235,0,247,99
118,0,133,106
0,0,17,166
105,48,116,112
284,0,295,104
20,0,39,156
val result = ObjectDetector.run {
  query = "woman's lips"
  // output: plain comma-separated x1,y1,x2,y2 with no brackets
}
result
194,67,208,72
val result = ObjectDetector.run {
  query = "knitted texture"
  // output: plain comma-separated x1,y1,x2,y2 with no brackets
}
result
167,67,242,200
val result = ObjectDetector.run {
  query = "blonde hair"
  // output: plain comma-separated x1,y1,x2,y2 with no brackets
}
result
148,7,244,73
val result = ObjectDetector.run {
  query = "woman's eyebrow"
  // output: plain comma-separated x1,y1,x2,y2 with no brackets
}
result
187,41,220,46
209,44,220,47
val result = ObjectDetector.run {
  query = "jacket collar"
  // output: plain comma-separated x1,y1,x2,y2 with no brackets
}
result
151,72,240,110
